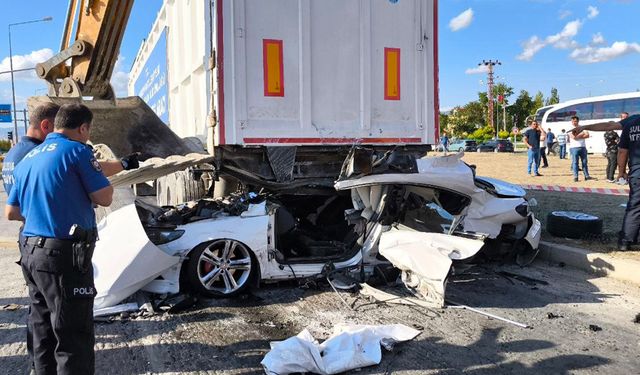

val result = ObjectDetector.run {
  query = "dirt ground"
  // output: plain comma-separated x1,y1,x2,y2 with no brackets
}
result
1,246,639,374
460,151,621,189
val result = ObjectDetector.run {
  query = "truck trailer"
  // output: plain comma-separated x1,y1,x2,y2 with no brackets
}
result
32,0,440,200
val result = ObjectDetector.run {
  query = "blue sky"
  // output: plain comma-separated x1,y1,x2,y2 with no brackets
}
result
0,0,639,133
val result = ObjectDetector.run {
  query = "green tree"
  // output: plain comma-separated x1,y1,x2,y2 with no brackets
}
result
545,87,560,106
0,140,10,152
511,90,536,129
533,91,545,113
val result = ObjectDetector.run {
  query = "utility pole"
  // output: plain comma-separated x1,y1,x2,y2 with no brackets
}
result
478,60,501,130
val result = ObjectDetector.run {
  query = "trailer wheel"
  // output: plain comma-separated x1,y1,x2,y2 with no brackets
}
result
546,211,603,239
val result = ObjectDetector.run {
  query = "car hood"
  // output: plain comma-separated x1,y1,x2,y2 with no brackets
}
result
335,152,480,197
474,176,526,198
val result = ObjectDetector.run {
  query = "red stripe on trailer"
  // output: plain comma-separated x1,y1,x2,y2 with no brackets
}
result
216,0,225,144
243,137,423,144
521,184,629,196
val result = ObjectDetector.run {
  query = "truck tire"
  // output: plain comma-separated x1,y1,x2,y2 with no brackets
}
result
546,211,603,239
157,170,206,206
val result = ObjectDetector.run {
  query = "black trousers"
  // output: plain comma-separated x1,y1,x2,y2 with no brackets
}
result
621,176,640,245
19,240,96,375
540,147,549,166
606,152,617,181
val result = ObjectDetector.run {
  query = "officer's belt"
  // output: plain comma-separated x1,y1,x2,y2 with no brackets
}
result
25,236,75,249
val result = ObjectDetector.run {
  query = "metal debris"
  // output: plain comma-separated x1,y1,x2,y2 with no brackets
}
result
547,312,563,319
1,303,22,311
589,324,603,332
447,300,531,329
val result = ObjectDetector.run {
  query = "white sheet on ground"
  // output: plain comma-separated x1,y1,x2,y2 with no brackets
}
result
379,228,485,307
93,204,180,309
261,324,420,375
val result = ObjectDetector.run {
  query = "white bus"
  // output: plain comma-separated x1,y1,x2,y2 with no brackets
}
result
536,92,640,153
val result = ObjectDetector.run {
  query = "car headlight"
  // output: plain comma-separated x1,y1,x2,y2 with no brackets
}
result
145,229,185,245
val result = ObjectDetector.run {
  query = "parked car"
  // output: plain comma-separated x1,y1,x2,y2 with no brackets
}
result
477,139,514,153
449,139,478,152
92,151,541,311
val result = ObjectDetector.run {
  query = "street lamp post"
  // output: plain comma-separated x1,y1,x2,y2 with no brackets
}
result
9,16,53,144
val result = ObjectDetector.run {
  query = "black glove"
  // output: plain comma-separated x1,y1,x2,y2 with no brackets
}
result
120,152,140,170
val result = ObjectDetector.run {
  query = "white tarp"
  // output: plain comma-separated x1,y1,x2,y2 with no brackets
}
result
261,324,420,375
378,229,485,307
93,204,180,309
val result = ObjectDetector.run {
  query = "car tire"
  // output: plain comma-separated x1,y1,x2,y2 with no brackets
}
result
546,211,603,239
184,239,257,297
459,147,464,152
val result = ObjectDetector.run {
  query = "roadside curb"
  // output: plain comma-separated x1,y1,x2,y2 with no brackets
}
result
538,240,640,285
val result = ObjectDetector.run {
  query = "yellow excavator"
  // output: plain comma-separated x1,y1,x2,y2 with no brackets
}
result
30,0,192,159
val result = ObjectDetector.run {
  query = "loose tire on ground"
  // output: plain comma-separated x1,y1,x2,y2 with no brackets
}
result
546,211,603,239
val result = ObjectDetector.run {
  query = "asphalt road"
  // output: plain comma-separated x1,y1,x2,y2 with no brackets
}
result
1,244,639,375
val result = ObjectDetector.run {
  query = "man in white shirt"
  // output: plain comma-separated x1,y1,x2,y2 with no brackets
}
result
568,116,593,182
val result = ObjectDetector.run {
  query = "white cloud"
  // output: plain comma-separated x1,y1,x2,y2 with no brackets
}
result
591,32,605,46
517,19,582,60
110,55,129,97
558,10,572,20
587,6,599,19
545,20,582,49
517,36,546,61
0,48,53,83
449,8,474,32
465,65,489,75
570,41,640,63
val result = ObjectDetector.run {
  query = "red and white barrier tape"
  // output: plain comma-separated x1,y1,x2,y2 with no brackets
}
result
521,184,630,196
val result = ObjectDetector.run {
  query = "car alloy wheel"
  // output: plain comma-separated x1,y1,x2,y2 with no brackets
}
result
186,239,255,297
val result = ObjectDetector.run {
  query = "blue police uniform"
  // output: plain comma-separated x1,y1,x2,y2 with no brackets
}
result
2,136,42,195
8,132,110,375
618,114,640,248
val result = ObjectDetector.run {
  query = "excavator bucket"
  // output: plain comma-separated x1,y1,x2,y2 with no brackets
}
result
27,96,195,160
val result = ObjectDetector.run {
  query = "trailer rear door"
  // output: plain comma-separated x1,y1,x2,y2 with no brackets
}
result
217,0,438,146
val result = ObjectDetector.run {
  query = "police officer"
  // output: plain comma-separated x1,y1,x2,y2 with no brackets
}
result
3,103,139,374
2,103,58,195
5,104,113,374
3,102,140,196
573,113,640,251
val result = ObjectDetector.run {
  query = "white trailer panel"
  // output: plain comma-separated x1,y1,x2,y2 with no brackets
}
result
129,0,439,147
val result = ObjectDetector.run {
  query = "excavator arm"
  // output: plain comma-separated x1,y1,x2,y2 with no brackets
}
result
30,0,194,159
36,0,134,100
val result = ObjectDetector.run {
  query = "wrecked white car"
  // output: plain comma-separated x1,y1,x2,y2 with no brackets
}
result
93,152,540,310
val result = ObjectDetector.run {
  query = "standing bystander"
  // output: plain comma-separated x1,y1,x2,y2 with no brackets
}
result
546,128,556,155
556,129,568,159
568,116,592,182
523,121,543,176
539,127,549,168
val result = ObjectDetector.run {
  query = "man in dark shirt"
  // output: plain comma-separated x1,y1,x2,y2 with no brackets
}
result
546,128,555,155
523,121,542,176
2,103,59,195
573,114,640,250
